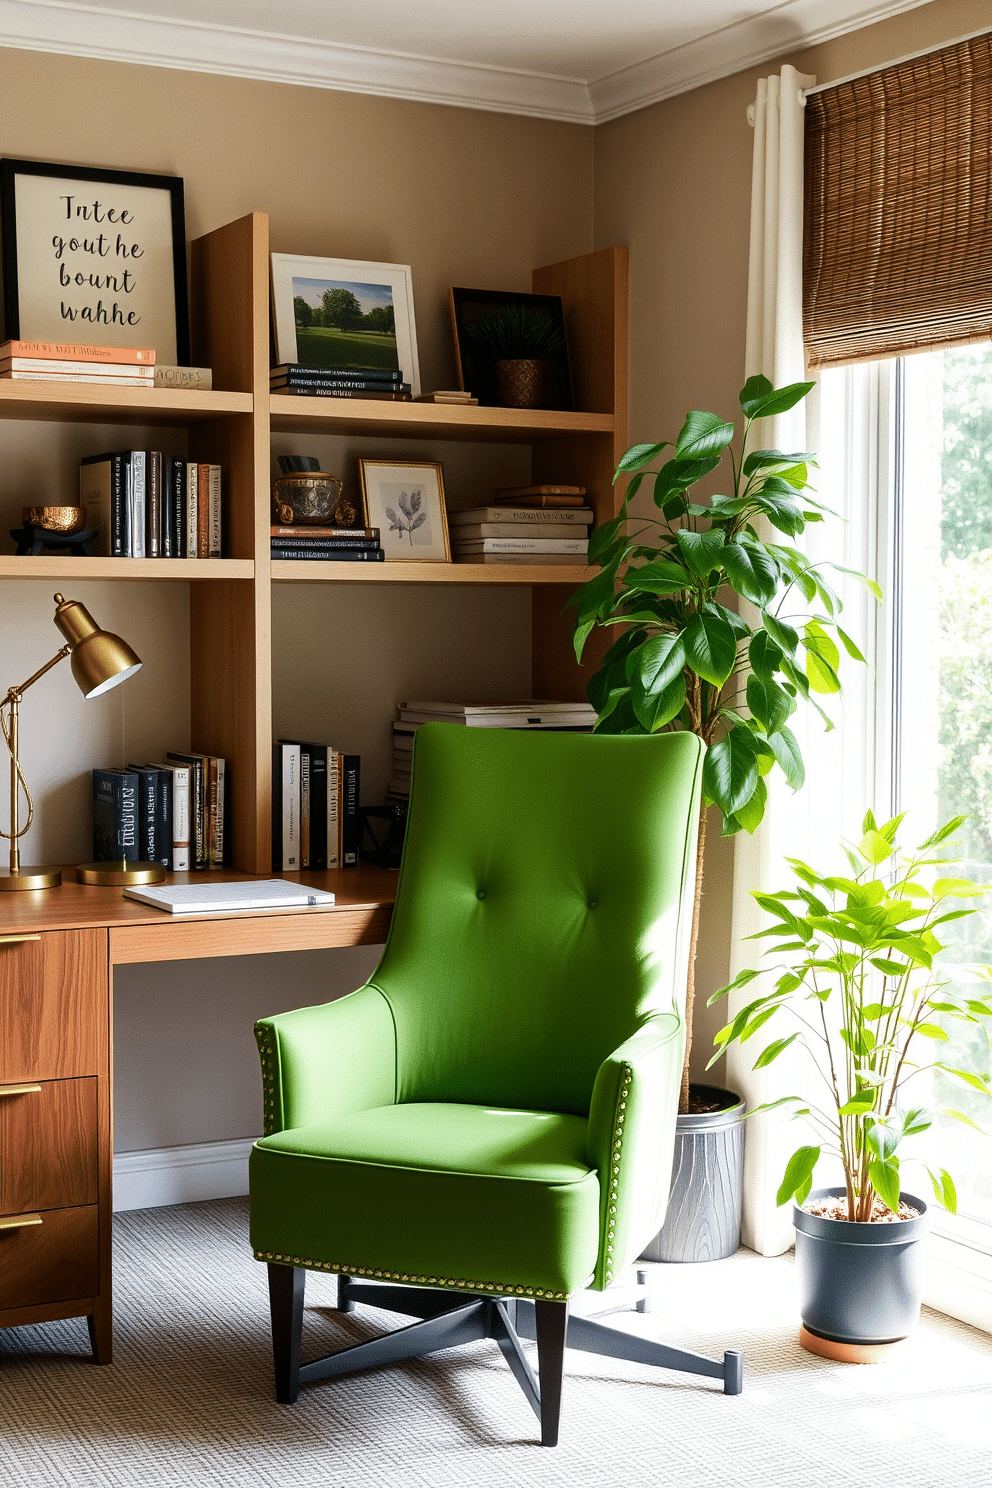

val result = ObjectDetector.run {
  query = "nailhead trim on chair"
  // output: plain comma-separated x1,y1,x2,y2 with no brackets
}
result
252,1250,576,1303
254,1023,279,1137
602,1063,632,1286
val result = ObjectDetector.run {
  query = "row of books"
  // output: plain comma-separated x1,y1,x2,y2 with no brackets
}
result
92,752,226,871
387,700,598,802
273,741,361,871
271,364,412,401
80,452,222,558
0,339,213,391
270,525,385,563
449,503,593,566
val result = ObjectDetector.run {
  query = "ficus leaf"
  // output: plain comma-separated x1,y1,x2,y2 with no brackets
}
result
776,1145,820,1207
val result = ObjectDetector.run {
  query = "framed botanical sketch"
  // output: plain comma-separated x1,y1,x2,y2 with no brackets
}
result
270,253,421,396
359,460,450,562
0,158,189,363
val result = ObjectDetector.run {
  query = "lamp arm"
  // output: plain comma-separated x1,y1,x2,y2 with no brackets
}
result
4,643,72,704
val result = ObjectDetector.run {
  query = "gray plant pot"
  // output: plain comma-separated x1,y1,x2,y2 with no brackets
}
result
641,1085,745,1263
793,1186,930,1344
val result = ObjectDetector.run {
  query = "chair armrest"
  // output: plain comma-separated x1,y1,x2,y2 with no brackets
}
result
254,984,397,1135
586,1012,684,1290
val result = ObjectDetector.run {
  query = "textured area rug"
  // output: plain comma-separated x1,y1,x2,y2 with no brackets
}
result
1,1198,990,1487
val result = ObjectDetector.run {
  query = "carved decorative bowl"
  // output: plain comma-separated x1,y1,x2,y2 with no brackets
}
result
272,472,353,527
23,505,88,533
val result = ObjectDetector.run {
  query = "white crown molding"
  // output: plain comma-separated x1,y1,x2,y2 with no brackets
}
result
0,0,596,123
589,0,935,121
0,0,936,126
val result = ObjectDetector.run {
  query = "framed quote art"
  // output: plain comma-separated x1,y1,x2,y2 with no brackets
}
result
0,158,190,363
270,253,421,396
359,460,450,562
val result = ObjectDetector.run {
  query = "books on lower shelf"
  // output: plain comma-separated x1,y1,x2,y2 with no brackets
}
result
270,528,385,563
274,741,360,870
270,365,411,400
388,700,597,803
91,751,225,871
448,502,593,566
79,452,222,558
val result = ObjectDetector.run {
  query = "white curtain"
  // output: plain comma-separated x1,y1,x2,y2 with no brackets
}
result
729,66,816,1256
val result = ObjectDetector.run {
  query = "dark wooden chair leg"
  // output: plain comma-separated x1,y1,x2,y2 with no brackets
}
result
534,1299,568,1448
268,1263,305,1404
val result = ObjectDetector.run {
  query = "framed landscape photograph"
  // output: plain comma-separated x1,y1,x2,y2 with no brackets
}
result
359,459,450,563
448,287,572,410
0,158,189,363
271,253,421,396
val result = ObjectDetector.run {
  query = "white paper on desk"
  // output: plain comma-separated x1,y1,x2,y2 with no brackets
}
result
122,879,337,914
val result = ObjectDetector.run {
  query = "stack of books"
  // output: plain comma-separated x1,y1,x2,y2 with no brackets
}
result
2,339,155,385
414,390,478,405
270,365,411,400
80,452,221,558
273,741,361,871
448,499,594,565
270,525,385,563
388,699,598,803
91,750,225,872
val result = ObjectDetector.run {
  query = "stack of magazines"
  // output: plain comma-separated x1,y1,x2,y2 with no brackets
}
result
388,699,597,802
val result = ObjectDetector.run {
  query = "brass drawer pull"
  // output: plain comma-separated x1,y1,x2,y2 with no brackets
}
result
0,1213,42,1231
0,1084,41,1097
0,934,41,946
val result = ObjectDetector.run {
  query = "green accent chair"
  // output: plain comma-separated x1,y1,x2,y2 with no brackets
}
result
250,725,743,1446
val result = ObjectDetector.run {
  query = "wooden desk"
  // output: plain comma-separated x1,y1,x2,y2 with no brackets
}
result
0,863,396,1361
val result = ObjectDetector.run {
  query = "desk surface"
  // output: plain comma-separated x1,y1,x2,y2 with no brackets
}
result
0,863,399,960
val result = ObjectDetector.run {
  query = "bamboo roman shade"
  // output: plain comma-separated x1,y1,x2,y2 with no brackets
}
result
803,33,992,368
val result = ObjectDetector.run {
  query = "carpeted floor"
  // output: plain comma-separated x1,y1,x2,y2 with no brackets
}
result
1,1198,990,1487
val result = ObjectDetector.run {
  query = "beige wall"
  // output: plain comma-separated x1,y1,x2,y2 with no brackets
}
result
593,0,992,1079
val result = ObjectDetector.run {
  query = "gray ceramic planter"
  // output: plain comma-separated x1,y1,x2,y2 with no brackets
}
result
641,1085,745,1263
793,1186,930,1344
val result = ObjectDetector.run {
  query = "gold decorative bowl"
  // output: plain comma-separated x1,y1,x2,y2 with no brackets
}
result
272,472,355,527
22,505,88,533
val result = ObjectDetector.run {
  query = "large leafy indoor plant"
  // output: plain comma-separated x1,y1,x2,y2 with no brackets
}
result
710,811,992,1350
568,375,876,1261
570,375,875,1112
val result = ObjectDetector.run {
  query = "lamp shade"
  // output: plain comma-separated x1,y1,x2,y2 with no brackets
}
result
52,593,142,698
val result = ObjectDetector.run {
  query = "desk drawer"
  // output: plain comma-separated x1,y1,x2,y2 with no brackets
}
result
0,1077,98,1215
0,930,106,1082
0,1205,99,1309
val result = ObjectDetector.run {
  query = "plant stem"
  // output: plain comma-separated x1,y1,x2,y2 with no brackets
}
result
680,807,709,1113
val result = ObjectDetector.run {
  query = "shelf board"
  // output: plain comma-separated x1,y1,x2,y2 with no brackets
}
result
0,382,252,425
270,559,588,585
269,394,614,443
0,557,254,582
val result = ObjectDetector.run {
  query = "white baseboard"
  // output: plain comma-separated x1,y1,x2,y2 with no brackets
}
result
113,1137,257,1212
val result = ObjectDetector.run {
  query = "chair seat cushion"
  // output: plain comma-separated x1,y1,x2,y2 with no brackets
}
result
249,1103,601,1300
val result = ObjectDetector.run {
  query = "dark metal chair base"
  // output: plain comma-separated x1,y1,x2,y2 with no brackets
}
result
267,1265,744,1448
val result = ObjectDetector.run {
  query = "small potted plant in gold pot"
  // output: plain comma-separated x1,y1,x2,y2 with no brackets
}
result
464,302,566,409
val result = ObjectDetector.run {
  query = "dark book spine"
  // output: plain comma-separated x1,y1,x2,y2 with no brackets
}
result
269,547,385,561
91,769,139,862
270,537,380,551
277,365,404,384
274,377,408,391
155,768,173,870
172,457,186,558
342,755,360,868
132,767,158,862
147,451,163,557
303,744,327,870
271,744,282,873
162,456,174,557
110,453,126,557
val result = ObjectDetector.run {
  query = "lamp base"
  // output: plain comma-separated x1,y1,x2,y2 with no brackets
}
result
0,865,62,891
76,862,167,887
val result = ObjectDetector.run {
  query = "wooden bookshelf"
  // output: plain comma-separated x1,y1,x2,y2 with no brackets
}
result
1,212,628,874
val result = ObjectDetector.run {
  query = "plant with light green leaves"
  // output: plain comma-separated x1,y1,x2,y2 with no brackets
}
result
710,812,992,1220
568,375,877,1110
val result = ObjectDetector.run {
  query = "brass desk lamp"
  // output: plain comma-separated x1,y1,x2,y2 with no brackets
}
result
1,593,143,891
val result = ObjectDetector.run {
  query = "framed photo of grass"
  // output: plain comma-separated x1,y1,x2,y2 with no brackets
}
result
359,459,450,563
270,253,420,395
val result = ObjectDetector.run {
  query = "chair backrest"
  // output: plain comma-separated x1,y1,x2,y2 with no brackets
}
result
369,725,704,1116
